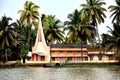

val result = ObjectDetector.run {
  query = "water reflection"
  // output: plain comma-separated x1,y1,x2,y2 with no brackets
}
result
0,67,120,80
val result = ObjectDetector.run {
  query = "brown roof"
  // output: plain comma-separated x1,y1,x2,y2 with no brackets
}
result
50,44,89,48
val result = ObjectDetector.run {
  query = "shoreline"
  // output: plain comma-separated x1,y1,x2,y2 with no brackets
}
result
0,62,120,68
61,63,120,68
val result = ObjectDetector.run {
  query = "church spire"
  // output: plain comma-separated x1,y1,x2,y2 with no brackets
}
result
32,17,50,56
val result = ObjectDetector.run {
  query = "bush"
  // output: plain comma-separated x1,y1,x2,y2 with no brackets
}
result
16,60,21,64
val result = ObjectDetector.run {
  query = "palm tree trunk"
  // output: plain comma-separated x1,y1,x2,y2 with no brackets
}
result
5,49,8,62
81,40,83,62
90,39,95,51
27,18,30,51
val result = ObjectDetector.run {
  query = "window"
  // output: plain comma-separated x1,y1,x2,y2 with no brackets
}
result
51,51,55,53
109,55,112,60
77,57,80,61
85,57,88,61
67,57,72,61
98,56,102,60
59,57,63,61
51,57,55,61
89,55,94,61
41,56,45,61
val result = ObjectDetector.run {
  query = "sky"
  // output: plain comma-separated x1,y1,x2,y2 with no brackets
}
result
0,0,116,36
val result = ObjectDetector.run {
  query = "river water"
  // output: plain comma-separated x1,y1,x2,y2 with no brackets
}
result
0,67,120,80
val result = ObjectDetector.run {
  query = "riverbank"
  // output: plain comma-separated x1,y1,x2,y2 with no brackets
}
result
0,62,120,68
60,63,120,68
0,63,52,68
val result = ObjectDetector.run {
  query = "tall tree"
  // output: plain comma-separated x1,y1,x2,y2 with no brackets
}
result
14,19,36,63
64,9,82,44
41,15,64,45
108,0,120,24
64,9,96,61
18,1,39,51
80,0,106,52
64,9,96,44
13,19,28,61
0,15,18,62
102,23,120,60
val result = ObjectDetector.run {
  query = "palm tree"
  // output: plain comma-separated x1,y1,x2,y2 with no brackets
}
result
41,15,64,45
14,19,37,63
14,19,36,63
14,19,23,34
0,15,18,62
14,20,35,50
64,9,96,44
101,23,120,60
80,0,107,52
18,1,39,51
64,9,96,61
41,14,49,31
64,9,81,44
108,0,120,24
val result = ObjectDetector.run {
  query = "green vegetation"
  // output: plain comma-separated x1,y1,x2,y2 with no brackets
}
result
61,63,120,68
15,60,21,64
64,9,96,44
102,23,120,60
41,15,64,45
80,0,107,52
0,0,120,62
108,0,120,24
18,1,39,51
18,1,39,63
0,15,18,62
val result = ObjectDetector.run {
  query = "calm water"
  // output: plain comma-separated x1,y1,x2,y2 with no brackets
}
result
0,67,120,80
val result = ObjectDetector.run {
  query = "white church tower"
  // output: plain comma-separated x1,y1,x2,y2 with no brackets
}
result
27,18,50,63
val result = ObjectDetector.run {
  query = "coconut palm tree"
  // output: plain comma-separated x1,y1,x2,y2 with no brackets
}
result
18,1,39,51
101,23,120,60
14,19,36,63
64,9,81,44
41,15,64,45
15,19,37,62
0,15,18,62
64,9,96,61
108,0,120,24
41,14,49,31
64,9,96,44
14,19,31,49
80,0,107,52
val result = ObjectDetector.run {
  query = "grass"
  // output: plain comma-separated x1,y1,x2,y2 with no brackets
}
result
60,63,120,68
0,62,120,68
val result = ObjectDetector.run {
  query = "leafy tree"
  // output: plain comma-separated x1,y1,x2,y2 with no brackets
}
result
64,9,82,44
14,19,36,62
64,9,96,44
64,9,96,61
108,0,120,24
41,14,64,45
13,19,27,61
80,0,106,52
0,15,18,62
102,23,120,60
18,1,39,51
14,20,33,50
